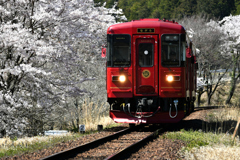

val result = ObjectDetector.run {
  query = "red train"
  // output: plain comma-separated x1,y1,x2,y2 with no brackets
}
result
102,18,197,124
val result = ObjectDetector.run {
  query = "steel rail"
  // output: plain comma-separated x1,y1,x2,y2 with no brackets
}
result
105,127,164,160
40,127,132,160
193,106,223,112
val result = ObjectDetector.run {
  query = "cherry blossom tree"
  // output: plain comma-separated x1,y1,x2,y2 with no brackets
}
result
210,15,240,104
180,14,240,106
179,15,228,106
0,0,58,137
0,0,125,137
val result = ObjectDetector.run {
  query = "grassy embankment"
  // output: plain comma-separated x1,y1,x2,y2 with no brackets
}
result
164,81,240,159
164,106,240,159
0,100,116,158
1,82,240,159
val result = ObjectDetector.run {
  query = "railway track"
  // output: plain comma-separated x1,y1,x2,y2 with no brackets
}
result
40,125,164,160
194,106,223,111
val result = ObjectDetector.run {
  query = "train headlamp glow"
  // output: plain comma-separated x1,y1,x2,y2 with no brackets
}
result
119,75,126,82
167,75,174,82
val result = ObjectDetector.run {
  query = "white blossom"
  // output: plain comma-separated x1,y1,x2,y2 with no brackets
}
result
0,0,125,137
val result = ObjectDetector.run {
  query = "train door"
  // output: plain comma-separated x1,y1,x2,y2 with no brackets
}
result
133,35,158,95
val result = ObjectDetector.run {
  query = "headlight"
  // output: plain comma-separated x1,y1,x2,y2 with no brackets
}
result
167,75,174,82
119,75,126,82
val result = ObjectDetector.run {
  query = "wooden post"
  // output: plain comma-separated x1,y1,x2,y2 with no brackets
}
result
232,117,240,141
97,125,103,131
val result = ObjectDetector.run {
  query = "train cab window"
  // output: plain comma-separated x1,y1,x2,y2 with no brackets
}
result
107,34,131,67
139,43,153,67
161,34,186,67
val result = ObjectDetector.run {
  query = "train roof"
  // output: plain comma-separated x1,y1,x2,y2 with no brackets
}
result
107,18,185,35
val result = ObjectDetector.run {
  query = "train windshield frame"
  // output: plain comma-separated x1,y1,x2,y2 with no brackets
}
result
107,34,131,67
161,34,186,67
138,43,154,67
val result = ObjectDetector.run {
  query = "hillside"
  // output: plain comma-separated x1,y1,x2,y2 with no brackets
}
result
94,0,240,21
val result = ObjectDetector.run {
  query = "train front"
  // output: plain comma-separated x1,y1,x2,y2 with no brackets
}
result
105,19,190,124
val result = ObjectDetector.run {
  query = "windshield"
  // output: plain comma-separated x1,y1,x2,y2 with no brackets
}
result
107,34,131,67
161,34,186,67
139,43,154,67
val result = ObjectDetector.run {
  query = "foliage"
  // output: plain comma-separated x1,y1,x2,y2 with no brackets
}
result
209,15,240,104
0,133,81,158
234,0,240,14
0,0,125,137
164,129,239,150
94,0,238,21
179,15,228,105
0,117,116,158
178,14,240,106
65,98,113,132
1,0,240,138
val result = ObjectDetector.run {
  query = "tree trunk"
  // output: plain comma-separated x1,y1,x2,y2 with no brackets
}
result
225,82,236,104
225,54,240,104
207,95,211,105
207,84,212,105
197,92,202,107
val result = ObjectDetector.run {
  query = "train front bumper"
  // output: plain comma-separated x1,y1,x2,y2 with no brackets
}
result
110,110,185,124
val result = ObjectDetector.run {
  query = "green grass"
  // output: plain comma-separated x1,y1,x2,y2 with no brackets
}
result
163,129,239,150
0,122,121,158
0,133,84,158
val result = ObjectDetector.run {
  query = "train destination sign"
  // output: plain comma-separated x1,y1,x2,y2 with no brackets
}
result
137,28,155,33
